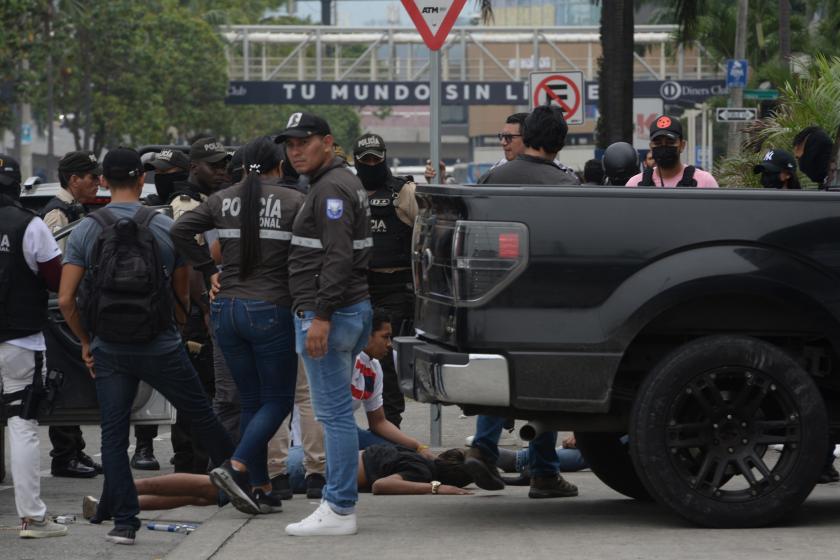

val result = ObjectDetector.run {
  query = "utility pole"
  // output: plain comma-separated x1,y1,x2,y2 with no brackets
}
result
779,0,791,64
321,0,331,25
45,2,56,181
19,59,33,180
727,0,748,156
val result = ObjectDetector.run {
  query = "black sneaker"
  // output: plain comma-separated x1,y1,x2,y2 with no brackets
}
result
130,447,160,471
305,473,326,499
271,474,294,500
463,447,506,491
209,461,259,515
106,526,136,545
253,488,283,514
528,474,579,499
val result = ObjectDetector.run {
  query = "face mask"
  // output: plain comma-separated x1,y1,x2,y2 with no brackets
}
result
798,131,833,184
760,172,783,189
652,145,680,169
154,170,189,202
355,161,389,189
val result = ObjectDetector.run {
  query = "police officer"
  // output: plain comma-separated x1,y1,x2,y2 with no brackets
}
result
280,112,373,536
42,150,102,244
0,154,69,538
42,150,102,479
353,133,417,427
169,137,230,217
168,137,230,474
145,148,190,205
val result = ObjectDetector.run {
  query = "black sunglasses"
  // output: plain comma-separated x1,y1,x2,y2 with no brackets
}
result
497,133,522,143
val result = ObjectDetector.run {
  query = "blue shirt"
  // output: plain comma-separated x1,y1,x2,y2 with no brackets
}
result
63,202,185,355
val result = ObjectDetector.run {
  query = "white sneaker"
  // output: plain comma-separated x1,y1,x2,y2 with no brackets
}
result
465,435,474,446
285,502,357,536
19,516,69,539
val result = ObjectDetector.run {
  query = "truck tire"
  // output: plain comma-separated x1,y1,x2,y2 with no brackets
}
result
575,432,651,501
630,335,827,528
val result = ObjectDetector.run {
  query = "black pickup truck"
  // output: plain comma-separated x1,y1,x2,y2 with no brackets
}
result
394,184,840,528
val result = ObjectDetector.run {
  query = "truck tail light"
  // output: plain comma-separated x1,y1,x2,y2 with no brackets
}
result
451,221,528,305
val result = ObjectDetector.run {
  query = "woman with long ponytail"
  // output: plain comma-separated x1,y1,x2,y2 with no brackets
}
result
171,135,305,515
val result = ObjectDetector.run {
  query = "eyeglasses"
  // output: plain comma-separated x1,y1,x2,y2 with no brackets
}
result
497,133,522,143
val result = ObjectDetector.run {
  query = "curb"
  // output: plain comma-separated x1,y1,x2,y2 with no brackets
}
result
164,508,251,559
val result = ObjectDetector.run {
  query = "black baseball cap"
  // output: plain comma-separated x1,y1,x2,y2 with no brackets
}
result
145,148,190,171
102,148,144,181
0,154,21,188
58,150,102,176
649,115,684,140
753,149,797,174
354,133,386,159
190,137,230,164
274,112,331,142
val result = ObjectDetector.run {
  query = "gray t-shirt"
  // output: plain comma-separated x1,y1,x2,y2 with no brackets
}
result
478,154,581,186
63,202,185,355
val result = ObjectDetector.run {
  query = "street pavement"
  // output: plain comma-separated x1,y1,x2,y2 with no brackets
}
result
3,402,840,560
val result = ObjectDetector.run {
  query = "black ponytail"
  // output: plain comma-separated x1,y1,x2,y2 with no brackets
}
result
240,136,282,279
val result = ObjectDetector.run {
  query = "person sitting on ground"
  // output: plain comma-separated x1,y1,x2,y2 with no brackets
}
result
81,444,473,516
352,310,434,456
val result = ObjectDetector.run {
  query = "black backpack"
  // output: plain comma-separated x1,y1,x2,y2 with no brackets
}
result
80,207,174,343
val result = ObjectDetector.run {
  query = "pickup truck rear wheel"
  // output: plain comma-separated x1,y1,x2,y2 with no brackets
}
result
575,432,651,501
630,335,827,528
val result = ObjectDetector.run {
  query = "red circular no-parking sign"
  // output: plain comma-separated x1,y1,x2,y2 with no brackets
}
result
532,74,582,122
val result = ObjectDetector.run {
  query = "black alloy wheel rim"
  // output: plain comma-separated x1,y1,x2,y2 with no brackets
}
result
665,366,801,501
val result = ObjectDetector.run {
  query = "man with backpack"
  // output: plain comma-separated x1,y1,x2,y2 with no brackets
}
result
41,150,104,479
625,115,719,188
57,148,234,546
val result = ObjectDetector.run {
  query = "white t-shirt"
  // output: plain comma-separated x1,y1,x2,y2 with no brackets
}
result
6,217,62,351
351,351,384,413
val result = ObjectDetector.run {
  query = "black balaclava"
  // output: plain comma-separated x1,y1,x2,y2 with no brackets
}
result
798,129,833,184
355,161,390,190
154,170,189,202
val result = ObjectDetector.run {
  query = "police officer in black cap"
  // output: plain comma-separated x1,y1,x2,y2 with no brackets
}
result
42,151,102,244
353,133,418,427
169,137,230,219
41,150,103,479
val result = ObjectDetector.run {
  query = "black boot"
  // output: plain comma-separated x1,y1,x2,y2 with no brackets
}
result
131,445,160,471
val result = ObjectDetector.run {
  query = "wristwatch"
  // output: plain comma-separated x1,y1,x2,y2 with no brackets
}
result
431,480,442,494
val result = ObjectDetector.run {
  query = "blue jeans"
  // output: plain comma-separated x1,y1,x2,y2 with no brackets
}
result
93,346,234,530
473,415,559,477
212,298,297,487
515,448,589,473
296,300,372,514
357,426,392,449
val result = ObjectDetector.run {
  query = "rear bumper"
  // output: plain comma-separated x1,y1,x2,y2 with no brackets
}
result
394,336,510,406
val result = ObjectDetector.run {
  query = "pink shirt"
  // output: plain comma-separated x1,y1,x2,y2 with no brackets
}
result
625,165,719,188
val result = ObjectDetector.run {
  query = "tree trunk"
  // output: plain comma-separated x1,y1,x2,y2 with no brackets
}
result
597,0,635,148
778,0,791,64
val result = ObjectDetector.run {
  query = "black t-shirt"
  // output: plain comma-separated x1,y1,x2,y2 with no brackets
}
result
362,444,434,486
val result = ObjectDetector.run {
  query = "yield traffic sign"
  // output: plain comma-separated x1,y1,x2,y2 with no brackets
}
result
716,107,758,122
529,71,585,125
401,0,467,51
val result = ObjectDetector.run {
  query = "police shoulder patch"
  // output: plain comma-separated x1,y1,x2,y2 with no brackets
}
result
326,198,344,220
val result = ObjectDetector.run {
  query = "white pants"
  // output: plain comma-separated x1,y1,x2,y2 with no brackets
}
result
0,343,47,520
